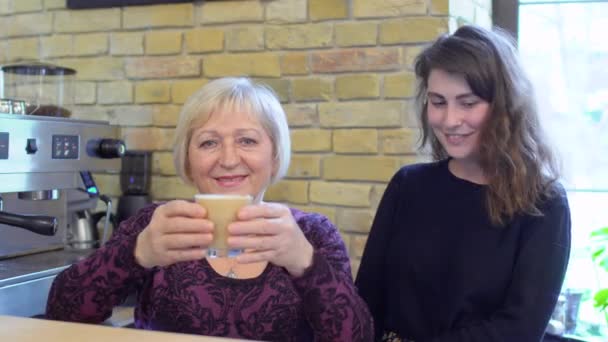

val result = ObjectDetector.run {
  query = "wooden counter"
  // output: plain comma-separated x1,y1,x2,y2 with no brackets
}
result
0,315,247,342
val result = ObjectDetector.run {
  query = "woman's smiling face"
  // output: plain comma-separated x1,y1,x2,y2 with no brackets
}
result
187,108,276,199
426,68,491,165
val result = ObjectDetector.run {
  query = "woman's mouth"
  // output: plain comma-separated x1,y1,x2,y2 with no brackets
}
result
444,132,473,145
215,175,247,188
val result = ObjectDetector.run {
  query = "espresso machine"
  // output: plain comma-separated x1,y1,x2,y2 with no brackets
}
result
0,63,126,318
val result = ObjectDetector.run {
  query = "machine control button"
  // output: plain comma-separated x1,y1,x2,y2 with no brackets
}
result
51,135,79,159
25,138,38,154
95,139,126,158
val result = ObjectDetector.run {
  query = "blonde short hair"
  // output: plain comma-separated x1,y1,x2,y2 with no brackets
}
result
173,77,291,186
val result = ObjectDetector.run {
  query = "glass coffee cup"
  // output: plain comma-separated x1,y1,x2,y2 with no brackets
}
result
194,194,252,258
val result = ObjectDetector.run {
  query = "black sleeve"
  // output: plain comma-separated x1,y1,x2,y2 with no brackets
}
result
431,191,572,342
355,170,404,341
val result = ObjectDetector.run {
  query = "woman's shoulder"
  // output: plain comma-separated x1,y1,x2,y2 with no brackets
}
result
289,207,334,231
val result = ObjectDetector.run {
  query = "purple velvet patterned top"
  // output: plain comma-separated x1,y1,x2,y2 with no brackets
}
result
46,204,373,341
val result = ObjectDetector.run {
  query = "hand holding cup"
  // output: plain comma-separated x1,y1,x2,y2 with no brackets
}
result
134,200,213,268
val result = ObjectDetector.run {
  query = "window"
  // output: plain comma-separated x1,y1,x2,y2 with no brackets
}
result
495,1,608,340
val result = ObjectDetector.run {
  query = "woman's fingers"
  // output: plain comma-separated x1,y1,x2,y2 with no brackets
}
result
228,234,278,251
162,233,213,250
236,249,276,264
228,218,280,236
237,202,288,220
159,200,207,219
163,216,214,234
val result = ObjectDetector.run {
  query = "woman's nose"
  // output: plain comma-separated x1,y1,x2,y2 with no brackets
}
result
219,143,239,168
444,104,463,128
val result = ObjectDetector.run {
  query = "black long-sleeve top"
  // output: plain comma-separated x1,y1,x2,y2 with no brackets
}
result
355,159,571,342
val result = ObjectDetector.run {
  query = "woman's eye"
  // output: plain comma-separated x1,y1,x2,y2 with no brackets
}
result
199,140,217,148
461,101,478,108
430,101,446,107
239,137,257,146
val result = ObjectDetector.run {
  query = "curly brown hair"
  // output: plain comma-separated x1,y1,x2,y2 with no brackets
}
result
414,25,560,226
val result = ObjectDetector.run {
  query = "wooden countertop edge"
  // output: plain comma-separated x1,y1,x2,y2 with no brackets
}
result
0,315,247,342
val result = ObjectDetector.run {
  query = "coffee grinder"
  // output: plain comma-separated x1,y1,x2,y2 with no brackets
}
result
116,150,152,226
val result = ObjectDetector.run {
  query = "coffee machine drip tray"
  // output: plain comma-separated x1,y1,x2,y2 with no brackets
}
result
0,248,93,317
0,243,63,261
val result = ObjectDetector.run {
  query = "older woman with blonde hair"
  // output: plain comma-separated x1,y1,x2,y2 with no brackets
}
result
47,77,373,341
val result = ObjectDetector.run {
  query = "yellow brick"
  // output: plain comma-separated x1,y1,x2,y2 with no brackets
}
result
44,0,64,9
41,35,72,58
351,234,368,258
123,4,194,29
371,184,388,209
336,74,380,100
153,152,177,176
93,174,122,197
125,57,200,79
7,38,39,61
145,31,182,55
319,101,403,128
14,0,43,13
385,72,416,98
200,0,263,23
152,176,196,200
57,57,124,81
431,0,449,15
73,82,96,105
254,78,289,103
293,205,336,223
266,0,307,23
184,28,224,53
121,127,174,150
227,26,264,52
284,104,318,127
380,128,419,154
73,33,108,56
152,105,182,127
340,231,351,255
264,180,309,204
310,181,371,207
98,81,133,104
292,78,332,102
309,0,348,21
204,53,280,78
333,129,378,153
281,53,308,75
110,32,144,56
55,9,120,33
266,24,333,49
291,129,331,152
350,257,360,278
323,156,401,181
171,79,208,104
337,208,374,233
1,13,53,38
135,81,171,104
105,105,155,126
0,1,10,14
353,0,426,18
288,154,321,178
335,22,377,47
404,45,424,70
380,18,449,44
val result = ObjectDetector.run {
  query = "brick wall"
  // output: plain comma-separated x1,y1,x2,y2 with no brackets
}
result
0,0,491,274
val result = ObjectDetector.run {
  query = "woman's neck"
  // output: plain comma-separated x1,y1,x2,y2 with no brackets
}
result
448,158,488,185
